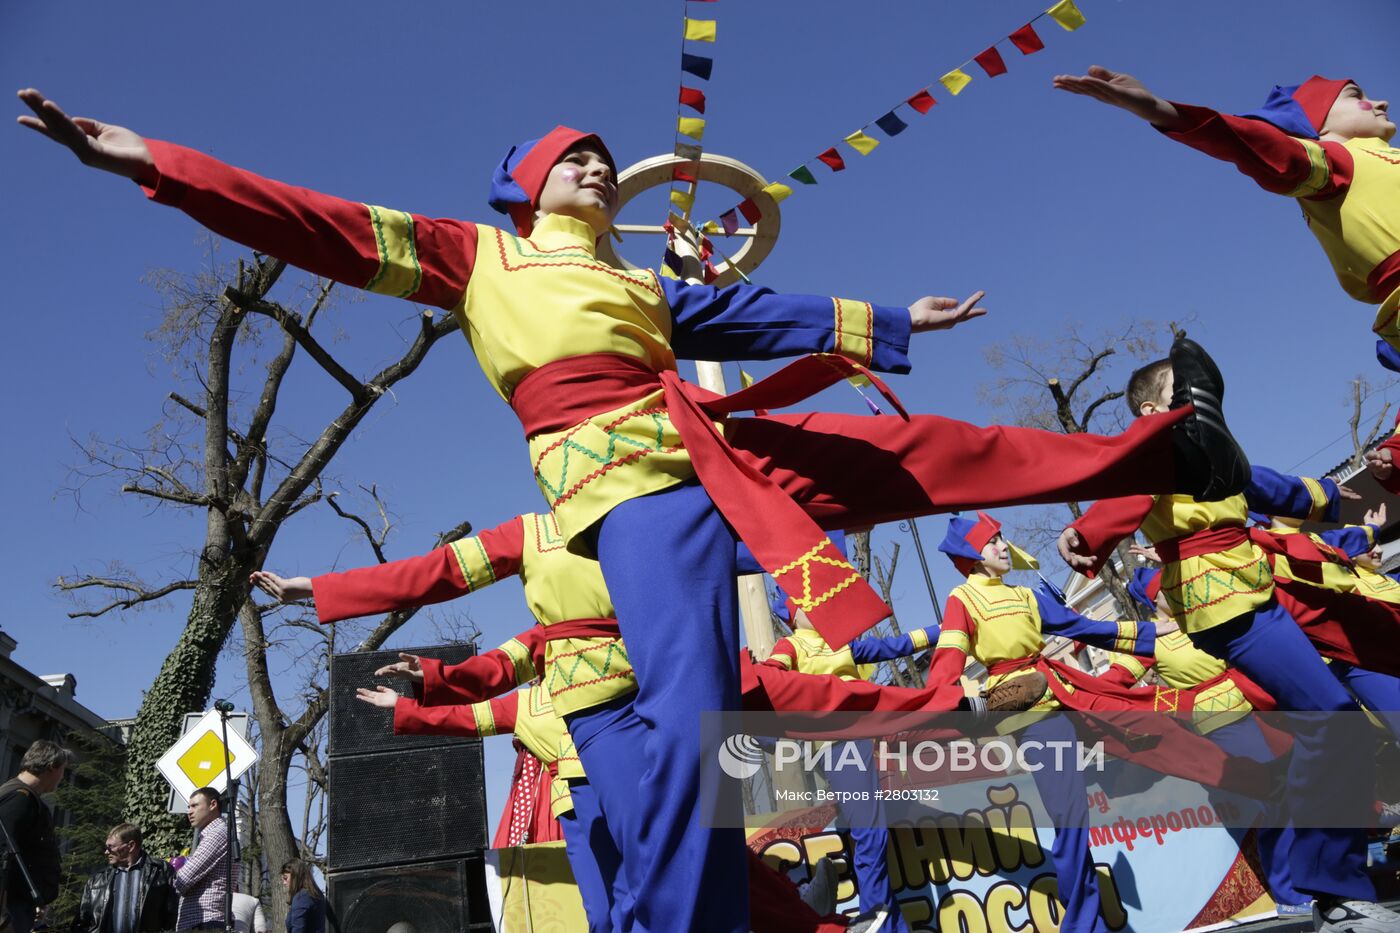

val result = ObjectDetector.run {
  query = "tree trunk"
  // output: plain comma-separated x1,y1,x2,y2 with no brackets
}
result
123,557,253,856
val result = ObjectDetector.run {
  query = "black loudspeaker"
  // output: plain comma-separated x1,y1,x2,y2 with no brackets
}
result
328,644,479,756
327,743,488,870
327,644,492,930
328,856,494,933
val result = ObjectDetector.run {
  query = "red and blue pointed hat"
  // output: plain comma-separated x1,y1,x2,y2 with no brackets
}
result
488,126,616,237
1239,76,1353,139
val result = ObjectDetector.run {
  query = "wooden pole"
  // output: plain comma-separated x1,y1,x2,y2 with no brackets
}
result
669,218,779,662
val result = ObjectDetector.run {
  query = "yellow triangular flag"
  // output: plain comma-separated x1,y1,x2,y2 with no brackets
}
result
762,182,793,202
670,189,695,212
659,264,680,280
678,117,706,141
740,369,756,389
684,18,717,42
1047,0,1086,31
1008,542,1040,570
701,220,721,235
844,130,880,156
940,69,972,96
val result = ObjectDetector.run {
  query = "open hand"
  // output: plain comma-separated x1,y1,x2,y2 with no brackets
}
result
1366,447,1394,482
1127,543,1161,563
1051,66,1183,129
249,571,313,603
16,88,155,182
1057,527,1097,570
1365,502,1388,527
1337,484,1362,500
355,686,400,709
373,653,424,682
909,291,987,333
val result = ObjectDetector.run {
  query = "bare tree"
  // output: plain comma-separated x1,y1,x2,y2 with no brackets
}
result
1347,375,1396,471
55,248,460,864
241,499,477,927
979,319,1175,618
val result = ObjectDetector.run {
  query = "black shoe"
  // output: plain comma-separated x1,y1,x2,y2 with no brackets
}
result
1169,336,1250,501
800,857,839,919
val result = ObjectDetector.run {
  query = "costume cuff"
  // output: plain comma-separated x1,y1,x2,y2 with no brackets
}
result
869,302,912,373
140,139,192,206
1122,620,1155,655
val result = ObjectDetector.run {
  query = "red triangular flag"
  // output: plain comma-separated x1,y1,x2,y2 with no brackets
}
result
1009,23,1044,54
672,163,698,184
975,46,1007,77
906,89,937,114
816,147,846,172
737,198,762,224
679,87,707,114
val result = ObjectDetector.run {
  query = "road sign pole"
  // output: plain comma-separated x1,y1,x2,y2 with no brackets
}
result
216,702,237,933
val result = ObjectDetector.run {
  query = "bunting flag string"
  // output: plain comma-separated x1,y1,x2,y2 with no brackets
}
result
696,0,1087,237
664,0,726,278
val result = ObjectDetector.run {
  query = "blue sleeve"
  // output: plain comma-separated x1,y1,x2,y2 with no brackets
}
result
1244,466,1340,523
1031,589,1155,655
1317,525,1378,558
660,278,912,372
849,625,940,663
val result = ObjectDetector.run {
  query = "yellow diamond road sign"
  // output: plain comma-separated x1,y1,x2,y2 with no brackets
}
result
156,709,259,804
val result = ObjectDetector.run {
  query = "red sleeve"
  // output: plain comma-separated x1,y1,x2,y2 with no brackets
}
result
760,638,796,670
392,691,519,737
927,596,975,689
1070,496,1156,578
142,140,477,309
420,626,547,706
311,516,527,623
1163,103,1353,200
1100,656,1154,688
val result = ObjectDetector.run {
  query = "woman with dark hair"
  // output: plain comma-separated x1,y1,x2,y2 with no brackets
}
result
279,860,325,933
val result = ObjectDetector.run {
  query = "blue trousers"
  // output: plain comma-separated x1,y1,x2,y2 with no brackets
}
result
1190,600,1376,902
1330,659,1400,737
825,741,910,932
1021,715,1107,933
567,482,748,933
1205,718,1305,906
560,780,632,931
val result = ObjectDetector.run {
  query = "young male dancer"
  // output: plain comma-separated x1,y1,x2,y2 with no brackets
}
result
1061,356,1397,932
24,90,1250,932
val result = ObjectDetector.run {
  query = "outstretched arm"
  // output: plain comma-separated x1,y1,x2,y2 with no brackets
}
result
18,89,477,309
1051,66,1185,129
848,624,940,664
1053,67,1353,200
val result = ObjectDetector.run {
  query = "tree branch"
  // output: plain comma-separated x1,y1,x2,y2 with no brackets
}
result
55,577,198,619
226,289,366,401
325,488,392,564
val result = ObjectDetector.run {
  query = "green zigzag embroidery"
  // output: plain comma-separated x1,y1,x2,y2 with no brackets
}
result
549,643,632,689
537,411,670,501
1174,562,1272,612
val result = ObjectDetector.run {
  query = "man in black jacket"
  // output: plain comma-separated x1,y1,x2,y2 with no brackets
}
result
70,824,178,933
0,741,71,933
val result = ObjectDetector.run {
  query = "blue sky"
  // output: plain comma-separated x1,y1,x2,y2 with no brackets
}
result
3,0,1396,839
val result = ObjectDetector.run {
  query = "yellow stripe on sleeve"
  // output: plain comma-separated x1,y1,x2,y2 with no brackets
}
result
363,205,423,299
936,630,972,655
449,537,498,592
832,298,874,367
501,638,538,686
471,700,498,737
1285,140,1332,198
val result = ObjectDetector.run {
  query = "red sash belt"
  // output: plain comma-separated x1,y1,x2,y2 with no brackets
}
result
1154,524,1248,563
986,656,1039,678
511,352,910,648
542,618,622,641
1153,523,1349,586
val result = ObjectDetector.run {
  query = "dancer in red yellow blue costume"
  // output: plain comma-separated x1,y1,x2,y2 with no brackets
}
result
1054,66,1400,364
22,89,1251,933
1059,355,1399,931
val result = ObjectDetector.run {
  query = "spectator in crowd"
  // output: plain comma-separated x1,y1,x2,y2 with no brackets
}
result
279,860,323,933
171,788,235,931
0,741,71,933
229,892,266,933
70,822,178,933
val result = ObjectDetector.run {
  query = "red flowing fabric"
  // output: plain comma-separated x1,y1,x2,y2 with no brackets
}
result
513,352,1189,648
